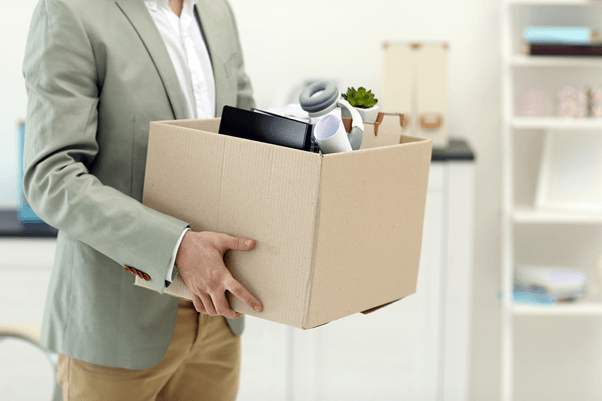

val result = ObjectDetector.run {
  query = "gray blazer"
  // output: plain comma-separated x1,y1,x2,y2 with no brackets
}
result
22,0,255,370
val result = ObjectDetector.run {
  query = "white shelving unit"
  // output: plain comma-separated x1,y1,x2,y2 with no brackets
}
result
513,206,602,224
512,302,602,315
510,54,602,68
508,0,600,4
500,1,602,400
511,54,602,67
512,116,602,129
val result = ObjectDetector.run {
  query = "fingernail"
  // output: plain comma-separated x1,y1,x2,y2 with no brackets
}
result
245,239,253,247
254,305,262,312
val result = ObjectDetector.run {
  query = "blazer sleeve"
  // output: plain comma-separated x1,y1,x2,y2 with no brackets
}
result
22,0,189,293
224,0,256,110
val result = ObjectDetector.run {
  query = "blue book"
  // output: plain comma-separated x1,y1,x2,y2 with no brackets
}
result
524,27,597,45
17,123,44,224
512,285,554,305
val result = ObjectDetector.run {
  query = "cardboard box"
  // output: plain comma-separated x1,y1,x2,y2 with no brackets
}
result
136,116,432,329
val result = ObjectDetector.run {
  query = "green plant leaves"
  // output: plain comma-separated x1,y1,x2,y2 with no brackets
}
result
344,86,378,109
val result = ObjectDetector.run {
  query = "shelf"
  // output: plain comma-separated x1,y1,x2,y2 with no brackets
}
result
513,207,602,224
511,55,602,67
508,0,602,5
512,117,602,129
499,1,602,398
512,302,602,315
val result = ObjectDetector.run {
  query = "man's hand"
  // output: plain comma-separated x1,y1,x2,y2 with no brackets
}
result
175,231,263,319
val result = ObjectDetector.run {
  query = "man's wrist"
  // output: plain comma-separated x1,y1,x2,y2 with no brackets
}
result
165,227,190,287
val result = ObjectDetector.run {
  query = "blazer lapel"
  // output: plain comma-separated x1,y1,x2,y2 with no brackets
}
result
115,0,188,120
195,0,228,116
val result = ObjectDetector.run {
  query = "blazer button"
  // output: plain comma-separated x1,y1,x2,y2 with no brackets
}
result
124,266,133,273
142,273,151,281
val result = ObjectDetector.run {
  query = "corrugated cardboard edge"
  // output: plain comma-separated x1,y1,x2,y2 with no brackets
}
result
302,134,433,328
217,138,323,326
301,156,324,330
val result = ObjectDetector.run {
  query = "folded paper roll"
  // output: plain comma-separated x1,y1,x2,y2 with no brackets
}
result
314,114,352,154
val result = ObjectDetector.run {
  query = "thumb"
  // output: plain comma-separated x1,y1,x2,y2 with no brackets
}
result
222,234,255,251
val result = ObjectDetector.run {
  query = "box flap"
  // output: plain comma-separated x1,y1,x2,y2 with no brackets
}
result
158,118,222,134
360,297,404,314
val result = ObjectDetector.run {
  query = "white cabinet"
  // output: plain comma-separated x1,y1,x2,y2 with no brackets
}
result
237,318,288,400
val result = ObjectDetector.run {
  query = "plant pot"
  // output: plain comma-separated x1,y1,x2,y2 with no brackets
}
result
341,105,380,124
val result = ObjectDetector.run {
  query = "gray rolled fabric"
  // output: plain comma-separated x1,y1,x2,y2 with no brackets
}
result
299,80,340,113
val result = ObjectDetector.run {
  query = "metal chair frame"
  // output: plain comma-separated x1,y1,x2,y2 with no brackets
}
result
0,323,62,401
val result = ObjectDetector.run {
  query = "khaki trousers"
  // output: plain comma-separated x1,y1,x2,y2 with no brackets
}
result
56,299,241,401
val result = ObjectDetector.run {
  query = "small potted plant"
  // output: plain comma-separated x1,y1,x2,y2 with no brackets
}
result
341,87,380,124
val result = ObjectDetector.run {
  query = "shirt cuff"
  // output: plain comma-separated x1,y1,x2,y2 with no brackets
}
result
165,227,190,283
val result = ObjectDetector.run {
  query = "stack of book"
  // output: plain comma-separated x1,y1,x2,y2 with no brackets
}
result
523,27,602,57
513,265,587,305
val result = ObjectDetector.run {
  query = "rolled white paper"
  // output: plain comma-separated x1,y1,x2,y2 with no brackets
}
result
314,114,352,154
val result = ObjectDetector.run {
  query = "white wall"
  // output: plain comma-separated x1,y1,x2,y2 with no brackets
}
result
0,0,503,399
0,1,39,208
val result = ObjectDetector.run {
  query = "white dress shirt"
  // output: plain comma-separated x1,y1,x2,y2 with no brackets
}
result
144,0,216,283
145,0,216,119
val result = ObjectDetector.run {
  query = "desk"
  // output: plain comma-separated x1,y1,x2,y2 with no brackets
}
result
0,139,475,401
0,210,57,238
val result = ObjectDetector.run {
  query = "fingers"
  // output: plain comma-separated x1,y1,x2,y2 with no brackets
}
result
181,231,259,319
218,234,255,252
199,292,218,316
191,294,207,314
210,292,243,320
225,277,263,312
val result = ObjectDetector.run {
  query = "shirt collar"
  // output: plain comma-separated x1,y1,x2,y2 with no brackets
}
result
144,0,160,11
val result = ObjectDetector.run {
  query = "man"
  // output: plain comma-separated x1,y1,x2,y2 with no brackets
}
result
22,0,261,399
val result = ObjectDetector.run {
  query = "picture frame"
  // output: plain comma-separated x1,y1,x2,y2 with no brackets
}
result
535,130,602,213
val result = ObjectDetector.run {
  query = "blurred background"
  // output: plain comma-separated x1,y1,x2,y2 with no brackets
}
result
3,0,602,400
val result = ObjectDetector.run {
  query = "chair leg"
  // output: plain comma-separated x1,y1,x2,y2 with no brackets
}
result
48,352,63,401
52,380,64,401
0,332,63,401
